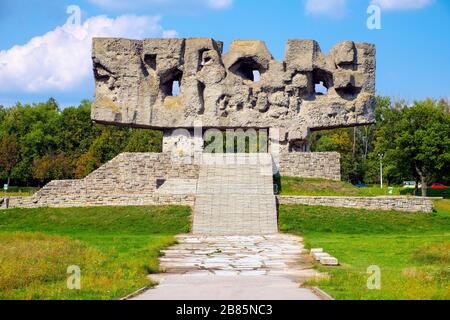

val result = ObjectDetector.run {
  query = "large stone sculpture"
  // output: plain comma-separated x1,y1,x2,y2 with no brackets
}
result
91,38,376,148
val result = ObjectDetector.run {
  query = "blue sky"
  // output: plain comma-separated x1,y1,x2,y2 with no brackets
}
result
0,0,449,107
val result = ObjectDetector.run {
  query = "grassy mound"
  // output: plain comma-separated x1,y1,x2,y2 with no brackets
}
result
279,177,401,197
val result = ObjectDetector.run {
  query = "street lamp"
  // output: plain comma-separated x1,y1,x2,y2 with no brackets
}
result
378,153,384,189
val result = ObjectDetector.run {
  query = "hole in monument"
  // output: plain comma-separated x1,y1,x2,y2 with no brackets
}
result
289,140,308,152
144,54,157,70
198,49,209,71
312,69,333,96
315,81,328,95
230,57,264,82
198,81,206,114
161,69,183,97
337,62,357,71
93,62,112,82
336,86,362,99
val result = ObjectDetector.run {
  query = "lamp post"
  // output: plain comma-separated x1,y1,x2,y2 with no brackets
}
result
378,153,384,189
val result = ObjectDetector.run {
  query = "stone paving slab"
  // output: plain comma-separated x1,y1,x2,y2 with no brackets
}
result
131,234,325,300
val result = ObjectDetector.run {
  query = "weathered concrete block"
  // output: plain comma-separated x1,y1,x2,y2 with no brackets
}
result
312,252,331,261
320,256,339,266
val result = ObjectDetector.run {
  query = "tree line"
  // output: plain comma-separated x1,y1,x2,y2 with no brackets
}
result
310,97,450,196
0,99,162,186
0,97,449,196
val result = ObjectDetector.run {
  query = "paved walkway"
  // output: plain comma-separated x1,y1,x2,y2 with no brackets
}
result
131,234,324,300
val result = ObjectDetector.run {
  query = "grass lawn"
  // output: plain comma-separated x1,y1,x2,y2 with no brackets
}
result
2,187,39,197
280,177,404,197
2,192,33,197
0,205,191,300
279,200,450,300
280,176,450,198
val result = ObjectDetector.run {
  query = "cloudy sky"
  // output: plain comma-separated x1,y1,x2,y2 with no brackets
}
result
0,0,449,107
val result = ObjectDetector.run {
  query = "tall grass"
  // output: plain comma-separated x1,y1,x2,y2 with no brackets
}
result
0,233,102,295
0,205,191,300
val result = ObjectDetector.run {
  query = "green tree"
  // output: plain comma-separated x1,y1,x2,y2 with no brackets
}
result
373,99,450,196
0,99,165,186
32,154,73,184
124,129,162,153
88,126,129,165
74,151,101,179
311,128,365,183
0,105,6,124
55,100,98,158
0,134,20,185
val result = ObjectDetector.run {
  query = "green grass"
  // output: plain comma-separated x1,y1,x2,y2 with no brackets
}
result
2,192,33,196
2,186,39,197
0,205,191,300
279,176,402,197
279,200,450,300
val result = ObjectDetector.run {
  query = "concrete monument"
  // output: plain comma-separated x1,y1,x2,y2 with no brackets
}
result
91,38,376,151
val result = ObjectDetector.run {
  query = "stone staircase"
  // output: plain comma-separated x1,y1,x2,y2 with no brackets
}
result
192,154,278,235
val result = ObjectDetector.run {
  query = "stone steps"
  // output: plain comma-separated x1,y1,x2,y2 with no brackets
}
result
192,154,278,235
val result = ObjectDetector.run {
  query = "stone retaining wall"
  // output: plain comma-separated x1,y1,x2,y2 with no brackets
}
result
2,152,434,213
4,153,198,209
6,193,196,209
277,196,435,213
279,152,341,181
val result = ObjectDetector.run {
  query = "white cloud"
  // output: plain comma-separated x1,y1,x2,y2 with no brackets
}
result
371,0,433,11
207,0,233,10
0,15,177,93
305,0,347,18
87,0,233,10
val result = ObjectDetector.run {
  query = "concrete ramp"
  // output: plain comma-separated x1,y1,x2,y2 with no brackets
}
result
192,154,278,235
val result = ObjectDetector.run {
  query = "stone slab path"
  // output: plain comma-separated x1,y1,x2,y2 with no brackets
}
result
131,234,324,300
